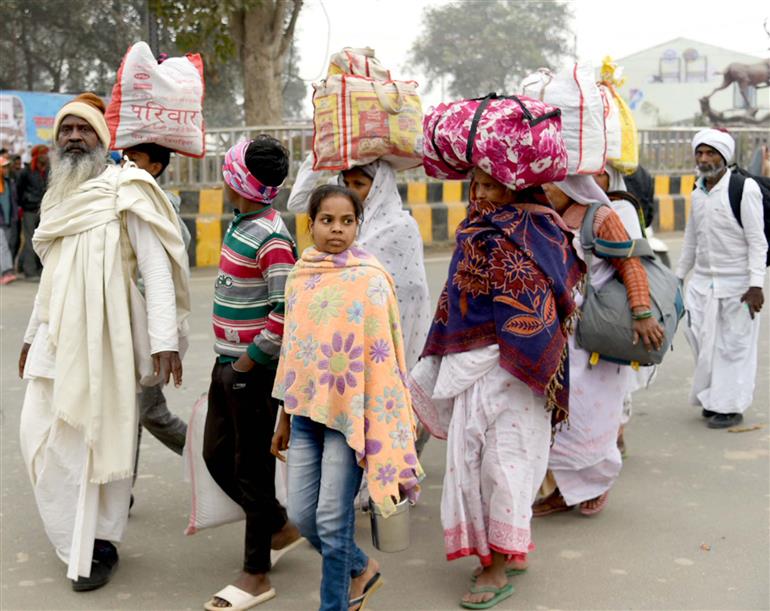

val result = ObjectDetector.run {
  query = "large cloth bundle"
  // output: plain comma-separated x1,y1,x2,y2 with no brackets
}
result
422,93,568,190
520,64,606,175
105,42,205,158
312,48,423,172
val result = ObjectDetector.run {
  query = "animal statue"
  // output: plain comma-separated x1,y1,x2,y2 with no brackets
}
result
703,59,770,114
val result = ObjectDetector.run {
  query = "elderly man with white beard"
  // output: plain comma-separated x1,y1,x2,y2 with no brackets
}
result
17,93,191,591
676,128,767,429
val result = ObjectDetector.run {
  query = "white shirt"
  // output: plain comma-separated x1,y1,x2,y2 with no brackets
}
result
675,169,767,297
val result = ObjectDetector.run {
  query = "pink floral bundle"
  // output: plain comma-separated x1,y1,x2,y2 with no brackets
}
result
423,93,569,191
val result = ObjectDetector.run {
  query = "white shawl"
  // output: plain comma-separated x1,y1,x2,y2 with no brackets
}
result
33,164,191,483
288,157,432,369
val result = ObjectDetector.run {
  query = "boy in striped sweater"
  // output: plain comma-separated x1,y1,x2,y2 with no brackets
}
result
203,137,302,610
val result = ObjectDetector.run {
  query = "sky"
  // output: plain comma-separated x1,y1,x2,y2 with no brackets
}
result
291,0,770,114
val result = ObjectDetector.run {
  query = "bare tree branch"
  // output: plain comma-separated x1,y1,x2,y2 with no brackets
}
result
278,0,302,58
272,0,287,39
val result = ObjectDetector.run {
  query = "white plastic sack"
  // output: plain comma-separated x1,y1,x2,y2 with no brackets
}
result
184,393,245,535
106,41,205,158
520,64,606,174
183,394,289,535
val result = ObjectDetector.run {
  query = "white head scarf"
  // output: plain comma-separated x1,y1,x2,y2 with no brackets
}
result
605,165,627,192
599,166,643,239
692,128,735,164
352,160,432,369
554,174,613,207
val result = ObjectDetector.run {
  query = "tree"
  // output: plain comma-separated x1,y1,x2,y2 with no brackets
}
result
0,0,144,93
409,0,573,100
152,0,303,125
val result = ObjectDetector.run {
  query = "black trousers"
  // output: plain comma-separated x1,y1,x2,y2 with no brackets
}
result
203,360,287,574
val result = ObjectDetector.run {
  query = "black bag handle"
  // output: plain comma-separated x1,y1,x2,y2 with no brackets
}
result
464,92,561,165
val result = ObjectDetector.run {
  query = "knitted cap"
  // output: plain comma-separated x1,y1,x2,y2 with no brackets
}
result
53,92,110,147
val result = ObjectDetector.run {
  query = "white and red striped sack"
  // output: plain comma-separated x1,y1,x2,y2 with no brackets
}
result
183,393,289,534
520,64,606,174
183,393,244,534
105,42,205,158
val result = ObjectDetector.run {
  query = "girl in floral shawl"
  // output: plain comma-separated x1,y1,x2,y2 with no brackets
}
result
410,168,583,610
272,184,423,611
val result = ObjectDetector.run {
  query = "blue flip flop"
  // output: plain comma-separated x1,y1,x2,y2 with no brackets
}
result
460,583,514,609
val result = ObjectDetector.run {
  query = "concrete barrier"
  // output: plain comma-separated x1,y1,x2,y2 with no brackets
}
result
177,177,693,267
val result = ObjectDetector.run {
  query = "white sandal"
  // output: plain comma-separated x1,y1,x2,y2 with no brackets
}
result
203,584,276,611
270,536,306,567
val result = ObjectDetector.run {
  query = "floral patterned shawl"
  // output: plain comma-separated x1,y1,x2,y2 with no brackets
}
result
422,198,583,423
273,245,424,516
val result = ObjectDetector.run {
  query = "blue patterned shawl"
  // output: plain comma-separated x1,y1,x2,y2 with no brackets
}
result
422,198,583,422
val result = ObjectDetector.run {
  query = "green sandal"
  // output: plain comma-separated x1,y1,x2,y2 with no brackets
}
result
460,583,514,609
471,566,526,582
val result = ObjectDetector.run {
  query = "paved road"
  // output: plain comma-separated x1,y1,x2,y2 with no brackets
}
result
1,233,768,610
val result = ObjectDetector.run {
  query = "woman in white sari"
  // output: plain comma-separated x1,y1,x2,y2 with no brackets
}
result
534,175,662,517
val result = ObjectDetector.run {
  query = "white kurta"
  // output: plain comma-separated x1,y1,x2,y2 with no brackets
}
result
287,155,432,369
675,170,767,414
410,346,551,564
21,208,180,579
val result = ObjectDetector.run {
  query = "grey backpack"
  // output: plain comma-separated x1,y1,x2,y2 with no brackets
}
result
575,202,684,367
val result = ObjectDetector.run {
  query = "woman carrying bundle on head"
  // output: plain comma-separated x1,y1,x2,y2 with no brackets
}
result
533,175,664,518
411,95,583,609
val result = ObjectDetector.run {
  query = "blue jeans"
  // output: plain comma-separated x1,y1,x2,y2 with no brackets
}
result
288,416,368,611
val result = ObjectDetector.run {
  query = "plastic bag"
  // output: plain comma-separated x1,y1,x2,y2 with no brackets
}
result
183,394,244,535
105,41,205,158
520,64,606,175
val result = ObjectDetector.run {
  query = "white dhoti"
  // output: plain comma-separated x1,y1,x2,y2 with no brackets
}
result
20,376,133,579
684,278,761,414
548,334,629,506
410,346,551,565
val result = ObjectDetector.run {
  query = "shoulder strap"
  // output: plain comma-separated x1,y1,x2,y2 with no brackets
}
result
580,201,603,252
581,201,654,258
727,172,745,227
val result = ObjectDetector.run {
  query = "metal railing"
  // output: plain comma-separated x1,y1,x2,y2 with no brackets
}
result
160,125,770,189
638,127,769,174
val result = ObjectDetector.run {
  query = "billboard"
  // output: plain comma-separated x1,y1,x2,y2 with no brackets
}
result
0,90,77,157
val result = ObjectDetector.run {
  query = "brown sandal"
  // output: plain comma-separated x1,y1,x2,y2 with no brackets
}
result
532,489,573,517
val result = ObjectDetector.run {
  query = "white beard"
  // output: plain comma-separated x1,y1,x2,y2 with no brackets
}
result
45,145,107,207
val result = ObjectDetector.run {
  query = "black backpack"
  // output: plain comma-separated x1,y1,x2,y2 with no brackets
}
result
726,167,770,267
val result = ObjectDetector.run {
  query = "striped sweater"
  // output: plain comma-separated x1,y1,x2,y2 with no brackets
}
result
213,206,297,366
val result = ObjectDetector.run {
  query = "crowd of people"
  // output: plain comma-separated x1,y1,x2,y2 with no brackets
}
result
11,86,767,611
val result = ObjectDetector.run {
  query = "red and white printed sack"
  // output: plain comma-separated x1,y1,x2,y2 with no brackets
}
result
105,42,205,158
520,64,606,175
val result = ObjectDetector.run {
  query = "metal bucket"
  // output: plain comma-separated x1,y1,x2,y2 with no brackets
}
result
369,498,410,553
